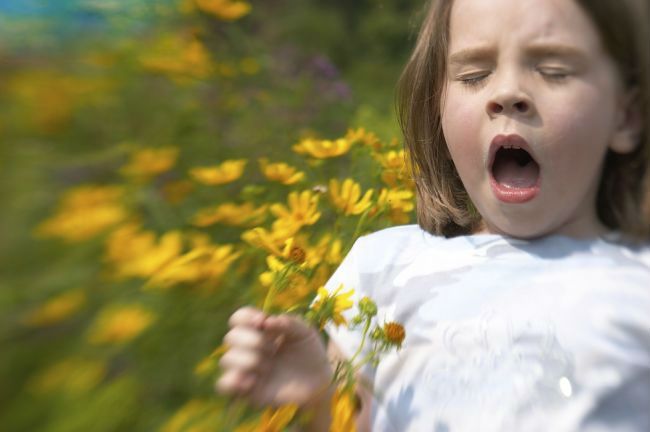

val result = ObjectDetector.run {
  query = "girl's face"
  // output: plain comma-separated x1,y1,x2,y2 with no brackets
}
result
441,0,636,238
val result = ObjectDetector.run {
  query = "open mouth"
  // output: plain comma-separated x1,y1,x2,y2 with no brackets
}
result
489,134,540,203
492,146,539,188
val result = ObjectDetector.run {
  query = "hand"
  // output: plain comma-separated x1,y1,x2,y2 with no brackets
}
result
216,306,333,408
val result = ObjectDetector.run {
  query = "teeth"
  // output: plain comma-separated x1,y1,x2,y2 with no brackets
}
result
502,145,522,149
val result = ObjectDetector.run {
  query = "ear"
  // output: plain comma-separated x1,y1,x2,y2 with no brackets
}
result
609,88,643,154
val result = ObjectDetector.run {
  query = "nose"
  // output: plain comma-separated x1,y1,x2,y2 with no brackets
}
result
486,73,535,118
487,99,530,115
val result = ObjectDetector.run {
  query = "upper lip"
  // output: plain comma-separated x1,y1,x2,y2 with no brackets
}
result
488,134,538,171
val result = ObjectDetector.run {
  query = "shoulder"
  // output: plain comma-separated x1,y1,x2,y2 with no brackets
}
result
351,224,441,267
523,239,650,303
355,224,440,249
597,239,650,274
629,244,650,268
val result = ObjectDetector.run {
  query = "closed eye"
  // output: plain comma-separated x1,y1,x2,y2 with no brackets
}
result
537,67,571,81
457,72,490,88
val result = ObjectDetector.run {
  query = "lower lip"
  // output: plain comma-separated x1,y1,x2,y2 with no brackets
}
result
489,178,540,203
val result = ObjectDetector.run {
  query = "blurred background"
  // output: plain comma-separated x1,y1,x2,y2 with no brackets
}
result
0,0,422,430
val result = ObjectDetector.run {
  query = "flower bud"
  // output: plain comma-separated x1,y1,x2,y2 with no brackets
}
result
370,327,383,341
358,297,377,317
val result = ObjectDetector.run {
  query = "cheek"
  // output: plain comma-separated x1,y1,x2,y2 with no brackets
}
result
441,89,484,170
541,84,618,170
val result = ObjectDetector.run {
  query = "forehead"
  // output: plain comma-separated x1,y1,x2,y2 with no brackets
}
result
448,0,603,52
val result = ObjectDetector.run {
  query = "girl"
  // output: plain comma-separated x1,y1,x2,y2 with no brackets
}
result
217,0,650,430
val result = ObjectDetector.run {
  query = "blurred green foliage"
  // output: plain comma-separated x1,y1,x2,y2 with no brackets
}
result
0,0,423,430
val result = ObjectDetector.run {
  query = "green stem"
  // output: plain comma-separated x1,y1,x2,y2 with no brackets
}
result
262,283,276,313
347,207,371,251
350,317,371,364
333,213,343,238
262,264,293,313
352,351,376,373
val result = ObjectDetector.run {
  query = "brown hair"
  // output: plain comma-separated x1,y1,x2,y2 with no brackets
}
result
397,0,650,239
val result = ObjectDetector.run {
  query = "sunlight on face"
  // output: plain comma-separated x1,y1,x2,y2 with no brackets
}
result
441,0,631,239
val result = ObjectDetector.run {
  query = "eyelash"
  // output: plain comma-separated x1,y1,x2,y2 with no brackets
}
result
537,68,570,82
456,68,571,88
458,73,490,88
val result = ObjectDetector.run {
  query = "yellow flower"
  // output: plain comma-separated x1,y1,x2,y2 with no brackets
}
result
330,388,358,432
258,158,305,185
120,146,179,181
273,272,314,312
193,355,216,377
325,237,343,265
7,70,112,133
277,236,317,267
193,344,228,377
309,284,355,329
87,305,155,345
383,322,406,347
258,255,287,287
239,405,297,432
376,188,414,212
24,290,86,327
292,137,352,159
35,185,128,242
345,127,382,150
375,188,415,224
282,237,307,264
140,34,213,82
186,0,251,21
189,159,247,185
27,358,106,395
329,178,374,216
375,150,415,189
191,202,267,227
160,398,224,432
302,234,342,268
270,190,321,234
256,234,327,275
147,244,242,289
259,254,315,311
375,150,405,170
242,227,288,256
261,404,299,431
105,223,183,279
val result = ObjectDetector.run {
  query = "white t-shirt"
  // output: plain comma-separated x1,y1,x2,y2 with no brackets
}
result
325,225,650,432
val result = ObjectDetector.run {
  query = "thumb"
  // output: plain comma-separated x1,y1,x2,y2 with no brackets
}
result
262,314,316,341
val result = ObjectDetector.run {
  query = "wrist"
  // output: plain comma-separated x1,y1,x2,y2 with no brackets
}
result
298,382,336,432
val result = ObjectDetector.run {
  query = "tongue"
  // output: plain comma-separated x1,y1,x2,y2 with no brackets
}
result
493,157,539,188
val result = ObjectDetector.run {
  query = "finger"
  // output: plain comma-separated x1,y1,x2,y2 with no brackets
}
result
263,314,314,340
215,369,256,396
219,348,267,373
223,327,277,354
229,306,266,329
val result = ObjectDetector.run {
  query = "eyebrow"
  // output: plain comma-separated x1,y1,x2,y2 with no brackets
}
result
525,44,588,62
448,43,588,65
448,46,495,66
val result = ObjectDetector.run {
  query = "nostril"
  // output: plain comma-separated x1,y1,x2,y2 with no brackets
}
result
488,102,504,114
514,101,528,112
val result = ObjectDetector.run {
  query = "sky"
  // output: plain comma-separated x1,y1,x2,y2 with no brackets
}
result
0,0,167,50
